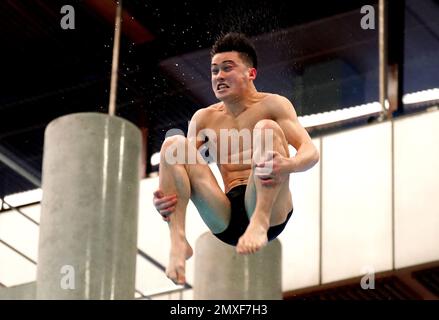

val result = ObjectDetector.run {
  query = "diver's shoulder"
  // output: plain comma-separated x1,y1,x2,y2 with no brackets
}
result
260,92,290,104
192,102,222,120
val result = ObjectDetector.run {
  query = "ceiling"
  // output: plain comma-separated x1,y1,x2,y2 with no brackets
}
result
0,0,438,198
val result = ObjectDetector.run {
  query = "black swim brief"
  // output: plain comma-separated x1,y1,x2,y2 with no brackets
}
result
213,184,293,246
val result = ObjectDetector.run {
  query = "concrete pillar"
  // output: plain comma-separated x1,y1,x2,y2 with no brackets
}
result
36,113,141,299
193,232,282,300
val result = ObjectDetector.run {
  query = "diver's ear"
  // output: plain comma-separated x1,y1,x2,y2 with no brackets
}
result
248,67,257,80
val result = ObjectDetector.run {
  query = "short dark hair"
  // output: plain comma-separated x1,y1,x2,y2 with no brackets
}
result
210,32,258,69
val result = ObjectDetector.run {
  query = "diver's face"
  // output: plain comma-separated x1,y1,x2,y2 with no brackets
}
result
211,51,255,101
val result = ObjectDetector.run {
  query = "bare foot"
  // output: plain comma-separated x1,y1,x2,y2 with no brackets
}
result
166,239,193,285
236,219,268,255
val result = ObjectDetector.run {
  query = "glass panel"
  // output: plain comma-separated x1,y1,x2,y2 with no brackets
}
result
403,0,439,96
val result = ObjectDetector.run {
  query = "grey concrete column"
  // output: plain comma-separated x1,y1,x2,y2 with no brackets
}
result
194,232,282,300
36,113,141,300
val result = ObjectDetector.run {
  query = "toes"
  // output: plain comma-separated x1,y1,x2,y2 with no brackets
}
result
176,265,184,283
175,267,186,285
167,271,185,285
166,270,177,283
236,235,268,255
236,238,246,254
177,273,186,285
236,242,250,255
166,266,186,285
237,241,262,255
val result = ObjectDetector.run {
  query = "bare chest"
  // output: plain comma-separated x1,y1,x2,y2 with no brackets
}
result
205,107,270,139
202,106,271,162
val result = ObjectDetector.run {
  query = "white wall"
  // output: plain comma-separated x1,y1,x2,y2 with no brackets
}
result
394,110,439,268
0,210,38,286
278,140,321,291
321,122,393,283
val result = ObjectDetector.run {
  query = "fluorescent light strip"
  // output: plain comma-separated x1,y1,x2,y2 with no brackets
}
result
3,189,43,208
402,88,439,104
298,102,382,128
298,87,439,128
